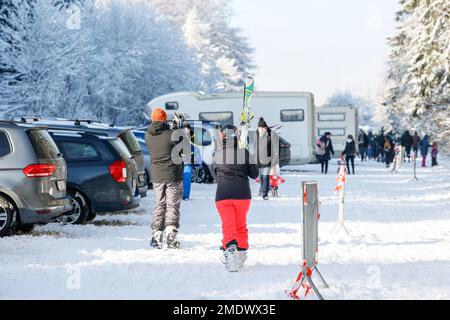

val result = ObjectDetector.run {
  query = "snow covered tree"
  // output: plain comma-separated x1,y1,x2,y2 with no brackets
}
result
80,0,202,125
149,0,255,92
0,0,203,124
0,0,84,118
384,0,450,151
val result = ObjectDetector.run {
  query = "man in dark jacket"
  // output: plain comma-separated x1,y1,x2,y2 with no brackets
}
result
412,132,421,156
255,117,278,200
317,132,334,174
145,108,183,249
357,130,369,161
401,130,413,162
213,125,259,272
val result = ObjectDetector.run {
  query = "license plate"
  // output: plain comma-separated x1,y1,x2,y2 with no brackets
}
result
57,180,66,191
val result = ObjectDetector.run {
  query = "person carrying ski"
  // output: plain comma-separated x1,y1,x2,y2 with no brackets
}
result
341,135,356,174
316,132,334,174
255,117,278,200
431,142,439,167
400,130,413,162
420,135,430,167
146,108,183,249
212,125,259,272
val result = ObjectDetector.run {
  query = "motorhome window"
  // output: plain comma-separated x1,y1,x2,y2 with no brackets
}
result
318,129,346,137
0,131,11,157
165,102,179,110
318,113,346,121
199,112,233,126
280,109,304,122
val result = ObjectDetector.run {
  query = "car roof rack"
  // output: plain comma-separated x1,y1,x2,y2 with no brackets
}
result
48,128,116,139
73,119,115,127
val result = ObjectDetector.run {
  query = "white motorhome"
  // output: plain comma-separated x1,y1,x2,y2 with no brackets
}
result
315,105,359,155
144,91,316,165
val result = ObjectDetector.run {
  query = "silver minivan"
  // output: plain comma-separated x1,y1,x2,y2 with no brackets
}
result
0,121,72,237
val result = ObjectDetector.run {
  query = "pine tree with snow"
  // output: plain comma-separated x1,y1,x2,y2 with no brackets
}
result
150,0,255,92
384,0,449,151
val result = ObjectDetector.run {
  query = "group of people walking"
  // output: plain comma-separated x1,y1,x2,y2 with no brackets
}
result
145,109,279,272
315,128,439,175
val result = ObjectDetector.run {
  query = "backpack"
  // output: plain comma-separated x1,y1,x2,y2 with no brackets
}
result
316,139,326,156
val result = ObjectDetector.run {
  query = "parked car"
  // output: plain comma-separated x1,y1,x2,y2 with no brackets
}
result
47,130,140,224
0,121,72,237
278,136,292,168
15,118,148,198
247,130,292,168
136,138,152,189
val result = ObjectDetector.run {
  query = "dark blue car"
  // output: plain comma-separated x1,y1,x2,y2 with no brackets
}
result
49,130,140,224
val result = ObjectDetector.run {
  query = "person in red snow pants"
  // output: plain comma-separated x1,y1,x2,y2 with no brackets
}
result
212,125,259,253
216,199,251,250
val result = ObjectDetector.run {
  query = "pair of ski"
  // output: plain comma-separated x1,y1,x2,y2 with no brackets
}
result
238,76,255,150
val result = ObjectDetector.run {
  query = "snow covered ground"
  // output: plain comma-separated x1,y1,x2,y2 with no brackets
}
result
1,159,450,300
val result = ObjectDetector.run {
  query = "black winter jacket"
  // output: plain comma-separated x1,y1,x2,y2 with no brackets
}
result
342,140,357,157
212,140,259,202
145,121,183,184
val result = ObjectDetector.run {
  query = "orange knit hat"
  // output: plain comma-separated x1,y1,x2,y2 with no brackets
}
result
151,108,167,122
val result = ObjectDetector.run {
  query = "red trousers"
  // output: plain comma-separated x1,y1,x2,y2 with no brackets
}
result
216,199,251,250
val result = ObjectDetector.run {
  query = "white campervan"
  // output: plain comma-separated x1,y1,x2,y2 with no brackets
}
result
315,106,359,155
144,91,316,165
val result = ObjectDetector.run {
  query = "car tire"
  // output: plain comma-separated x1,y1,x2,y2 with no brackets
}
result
57,190,89,225
15,223,34,234
85,210,97,222
0,195,16,238
191,165,207,184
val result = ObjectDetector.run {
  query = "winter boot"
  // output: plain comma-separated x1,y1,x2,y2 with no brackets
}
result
220,247,227,265
165,226,181,249
237,249,248,269
225,244,238,272
150,230,163,249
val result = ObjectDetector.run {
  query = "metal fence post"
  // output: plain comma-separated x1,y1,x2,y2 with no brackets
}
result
287,181,328,300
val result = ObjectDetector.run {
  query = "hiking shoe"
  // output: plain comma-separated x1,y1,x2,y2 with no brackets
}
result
165,226,181,249
150,230,163,249
237,250,248,269
225,244,238,272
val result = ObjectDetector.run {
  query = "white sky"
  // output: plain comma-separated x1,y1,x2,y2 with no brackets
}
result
230,0,400,105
